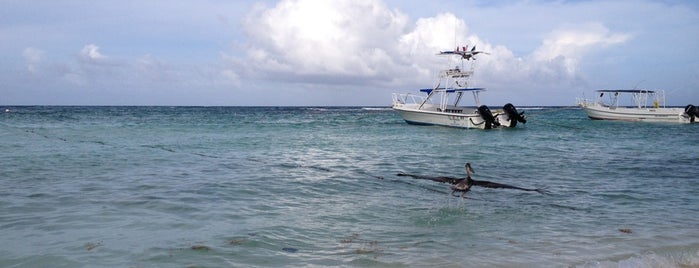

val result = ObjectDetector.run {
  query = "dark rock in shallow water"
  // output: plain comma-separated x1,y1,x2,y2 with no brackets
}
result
191,245,211,251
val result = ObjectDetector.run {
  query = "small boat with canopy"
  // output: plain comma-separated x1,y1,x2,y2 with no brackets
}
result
576,89,698,123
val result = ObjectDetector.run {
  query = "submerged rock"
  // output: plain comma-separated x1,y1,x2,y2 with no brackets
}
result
282,247,298,253
190,245,211,251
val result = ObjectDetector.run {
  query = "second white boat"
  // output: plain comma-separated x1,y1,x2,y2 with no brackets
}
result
576,89,698,123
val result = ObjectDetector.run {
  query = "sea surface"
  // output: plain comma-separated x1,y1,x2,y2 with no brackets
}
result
1,106,698,267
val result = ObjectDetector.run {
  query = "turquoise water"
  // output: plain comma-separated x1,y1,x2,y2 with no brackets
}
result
1,106,698,267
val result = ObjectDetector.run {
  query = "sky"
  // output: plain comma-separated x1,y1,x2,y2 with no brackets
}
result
1,0,698,106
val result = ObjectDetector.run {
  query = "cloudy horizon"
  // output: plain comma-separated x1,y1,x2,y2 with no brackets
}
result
2,0,698,106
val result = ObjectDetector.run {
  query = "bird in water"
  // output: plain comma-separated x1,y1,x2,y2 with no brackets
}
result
449,163,475,197
397,162,549,198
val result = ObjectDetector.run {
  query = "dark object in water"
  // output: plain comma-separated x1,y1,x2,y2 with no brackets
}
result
282,247,298,253
477,105,500,129
619,228,633,234
229,238,247,245
397,162,549,198
191,245,211,251
503,103,527,127
85,241,102,251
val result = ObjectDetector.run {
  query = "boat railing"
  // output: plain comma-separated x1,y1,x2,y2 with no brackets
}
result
392,93,427,106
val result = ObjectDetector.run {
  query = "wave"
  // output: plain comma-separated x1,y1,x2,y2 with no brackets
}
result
580,245,699,268
300,107,392,112
361,107,392,111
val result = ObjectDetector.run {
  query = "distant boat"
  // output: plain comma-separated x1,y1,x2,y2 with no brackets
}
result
576,89,698,123
391,45,526,129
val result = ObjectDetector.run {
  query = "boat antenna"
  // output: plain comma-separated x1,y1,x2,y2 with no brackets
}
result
453,15,457,51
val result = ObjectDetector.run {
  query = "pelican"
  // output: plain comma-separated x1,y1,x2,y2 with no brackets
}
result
396,162,549,198
450,163,474,197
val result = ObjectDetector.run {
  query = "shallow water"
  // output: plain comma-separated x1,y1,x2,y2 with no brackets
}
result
1,106,698,267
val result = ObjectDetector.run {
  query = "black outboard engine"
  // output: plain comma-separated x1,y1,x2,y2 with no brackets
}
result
477,105,500,129
503,103,527,127
685,104,698,123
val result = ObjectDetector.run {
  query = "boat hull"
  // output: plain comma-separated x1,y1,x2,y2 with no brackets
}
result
393,104,515,129
581,105,692,123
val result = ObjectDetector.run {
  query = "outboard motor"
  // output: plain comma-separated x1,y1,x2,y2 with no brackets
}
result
503,103,527,127
685,104,698,123
477,105,500,129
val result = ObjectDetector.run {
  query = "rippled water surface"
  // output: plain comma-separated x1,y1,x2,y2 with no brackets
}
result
1,106,698,267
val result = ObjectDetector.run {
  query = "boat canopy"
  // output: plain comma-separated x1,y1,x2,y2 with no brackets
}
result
595,89,656,94
420,88,486,94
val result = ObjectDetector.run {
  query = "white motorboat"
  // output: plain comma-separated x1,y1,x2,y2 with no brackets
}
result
576,89,698,123
391,46,526,129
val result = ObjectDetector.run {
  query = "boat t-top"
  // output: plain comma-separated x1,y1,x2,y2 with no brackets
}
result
391,45,526,129
576,89,698,123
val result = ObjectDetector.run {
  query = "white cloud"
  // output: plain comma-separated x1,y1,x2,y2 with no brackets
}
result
533,23,631,74
240,0,409,83
79,44,107,63
399,12,468,55
234,0,631,97
238,2,473,86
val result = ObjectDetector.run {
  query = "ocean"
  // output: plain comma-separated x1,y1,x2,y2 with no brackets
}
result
1,106,698,267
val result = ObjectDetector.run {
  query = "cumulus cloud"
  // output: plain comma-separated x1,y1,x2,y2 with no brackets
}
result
79,44,107,63
240,0,409,84
238,2,478,86
533,23,631,74
233,0,630,94
399,12,469,56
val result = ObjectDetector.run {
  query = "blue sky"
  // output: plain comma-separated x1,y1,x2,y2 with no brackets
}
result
1,0,698,106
